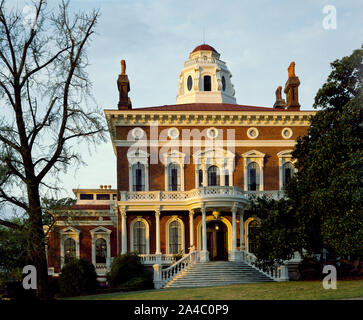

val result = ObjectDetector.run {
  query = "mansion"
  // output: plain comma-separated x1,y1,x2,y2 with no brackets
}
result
47,44,315,288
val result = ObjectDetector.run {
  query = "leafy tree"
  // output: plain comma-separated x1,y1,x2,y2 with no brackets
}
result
286,45,363,257
0,0,105,299
250,46,363,263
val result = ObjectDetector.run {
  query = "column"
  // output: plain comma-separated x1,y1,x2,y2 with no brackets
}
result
200,205,209,262
240,210,245,250
155,209,161,255
121,208,127,254
202,165,208,187
229,203,239,261
189,210,195,252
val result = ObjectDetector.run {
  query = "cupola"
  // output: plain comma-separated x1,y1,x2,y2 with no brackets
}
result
176,44,236,104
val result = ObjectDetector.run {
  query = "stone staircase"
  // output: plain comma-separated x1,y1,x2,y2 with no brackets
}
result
164,261,275,288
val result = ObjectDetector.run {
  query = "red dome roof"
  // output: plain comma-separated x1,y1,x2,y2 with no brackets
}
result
191,44,218,53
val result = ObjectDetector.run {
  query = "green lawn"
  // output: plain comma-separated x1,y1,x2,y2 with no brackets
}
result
66,280,363,300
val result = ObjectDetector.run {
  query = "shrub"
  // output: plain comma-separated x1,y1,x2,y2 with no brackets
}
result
59,259,98,297
107,253,152,290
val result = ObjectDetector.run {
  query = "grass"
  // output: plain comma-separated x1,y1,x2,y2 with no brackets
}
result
65,280,363,300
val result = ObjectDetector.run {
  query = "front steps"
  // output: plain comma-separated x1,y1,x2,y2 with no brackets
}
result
164,261,274,288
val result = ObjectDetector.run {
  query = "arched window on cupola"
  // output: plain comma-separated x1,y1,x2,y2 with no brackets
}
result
208,165,220,186
204,75,211,91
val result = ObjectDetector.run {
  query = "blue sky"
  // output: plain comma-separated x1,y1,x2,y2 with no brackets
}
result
8,0,363,200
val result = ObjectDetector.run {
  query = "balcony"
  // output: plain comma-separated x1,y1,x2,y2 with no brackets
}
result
119,186,284,206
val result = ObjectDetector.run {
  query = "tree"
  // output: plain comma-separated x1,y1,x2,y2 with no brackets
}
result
286,45,363,257
250,46,363,263
0,0,105,299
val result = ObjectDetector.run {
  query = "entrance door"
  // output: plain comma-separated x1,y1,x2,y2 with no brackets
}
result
206,221,227,260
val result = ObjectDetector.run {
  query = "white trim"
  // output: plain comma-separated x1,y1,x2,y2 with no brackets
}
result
55,220,116,226
129,217,150,254
244,217,261,253
60,226,80,268
281,127,293,139
127,149,149,191
165,216,185,254
114,139,297,148
197,215,232,254
242,150,265,191
162,150,186,191
247,127,259,139
277,150,297,190
90,226,112,267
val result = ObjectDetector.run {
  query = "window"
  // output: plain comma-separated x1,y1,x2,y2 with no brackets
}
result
248,162,260,191
187,75,193,91
95,238,107,264
204,75,211,91
208,165,220,186
198,169,203,187
96,194,110,200
80,194,93,200
225,171,229,186
248,220,260,253
169,220,182,254
132,162,145,191
168,163,180,191
283,162,294,186
64,238,76,264
222,76,226,91
133,221,146,254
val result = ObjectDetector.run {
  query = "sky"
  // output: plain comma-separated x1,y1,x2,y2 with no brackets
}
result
6,0,363,200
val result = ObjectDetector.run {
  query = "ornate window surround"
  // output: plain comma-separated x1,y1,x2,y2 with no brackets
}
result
162,150,186,191
242,150,265,191
60,226,80,268
165,216,185,254
129,217,150,254
193,148,235,188
127,149,149,191
244,217,261,253
277,150,297,190
90,226,112,266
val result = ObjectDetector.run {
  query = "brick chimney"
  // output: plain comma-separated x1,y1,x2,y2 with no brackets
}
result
283,61,300,110
117,59,132,110
273,86,286,109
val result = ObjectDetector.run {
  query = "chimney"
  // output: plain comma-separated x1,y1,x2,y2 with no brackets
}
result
273,86,286,109
117,59,132,110
283,61,300,110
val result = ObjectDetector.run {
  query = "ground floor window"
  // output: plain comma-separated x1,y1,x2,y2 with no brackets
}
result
169,220,182,254
64,238,76,264
95,238,107,263
133,220,147,254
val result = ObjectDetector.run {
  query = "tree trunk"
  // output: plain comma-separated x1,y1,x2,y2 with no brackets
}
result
27,183,49,300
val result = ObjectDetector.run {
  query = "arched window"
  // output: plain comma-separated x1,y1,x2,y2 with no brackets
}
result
95,238,107,264
64,238,76,264
248,220,260,253
133,221,146,254
248,162,260,191
132,162,145,191
208,165,220,186
198,169,203,187
168,163,180,191
283,162,294,186
169,220,182,254
222,76,226,91
204,75,211,91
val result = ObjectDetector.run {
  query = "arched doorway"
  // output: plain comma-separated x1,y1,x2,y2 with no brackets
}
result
207,220,228,261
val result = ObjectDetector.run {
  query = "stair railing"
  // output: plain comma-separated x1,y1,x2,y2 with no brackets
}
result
239,249,289,281
153,250,199,289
